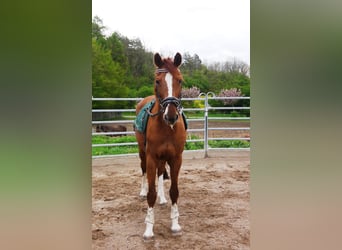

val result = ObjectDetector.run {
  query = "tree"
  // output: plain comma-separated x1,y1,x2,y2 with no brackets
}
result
208,59,250,76
92,38,128,108
136,85,153,97
92,16,107,47
182,53,202,76
118,35,154,90
105,32,129,72
223,59,250,76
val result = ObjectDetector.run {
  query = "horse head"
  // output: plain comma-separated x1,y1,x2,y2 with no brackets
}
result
153,52,183,127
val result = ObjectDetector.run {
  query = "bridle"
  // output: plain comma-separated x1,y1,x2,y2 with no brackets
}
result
147,68,183,117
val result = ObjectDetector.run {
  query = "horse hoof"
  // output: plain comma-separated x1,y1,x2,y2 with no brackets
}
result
171,229,182,236
139,191,147,197
139,193,147,199
159,200,167,206
171,223,182,236
143,235,154,242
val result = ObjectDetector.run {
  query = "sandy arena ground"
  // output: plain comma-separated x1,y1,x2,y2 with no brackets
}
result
92,150,250,249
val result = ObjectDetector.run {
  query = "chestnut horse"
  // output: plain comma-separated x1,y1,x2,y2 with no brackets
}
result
135,53,186,239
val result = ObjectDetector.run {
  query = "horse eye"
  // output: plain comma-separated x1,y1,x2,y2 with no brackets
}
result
178,80,182,84
156,80,160,85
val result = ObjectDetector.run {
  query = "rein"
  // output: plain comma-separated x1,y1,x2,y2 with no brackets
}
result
147,68,183,117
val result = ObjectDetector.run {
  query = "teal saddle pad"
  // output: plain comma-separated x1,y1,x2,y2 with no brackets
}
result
134,99,188,134
134,100,156,133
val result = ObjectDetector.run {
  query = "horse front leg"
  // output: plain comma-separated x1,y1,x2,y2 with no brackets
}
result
136,133,148,197
168,156,182,234
143,156,157,240
139,150,148,197
157,161,167,205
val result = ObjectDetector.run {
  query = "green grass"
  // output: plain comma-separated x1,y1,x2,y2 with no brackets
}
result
92,135,138,156
185,112,249,120
208,139,250,148
185,135,204,150
92,134,250,156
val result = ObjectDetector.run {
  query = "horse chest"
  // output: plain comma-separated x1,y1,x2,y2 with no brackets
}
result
146,129,185,158
148,136,182,150
152,142,181,160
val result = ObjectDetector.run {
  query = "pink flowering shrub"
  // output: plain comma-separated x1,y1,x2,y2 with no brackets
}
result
218,88,242,105
181,86,201,98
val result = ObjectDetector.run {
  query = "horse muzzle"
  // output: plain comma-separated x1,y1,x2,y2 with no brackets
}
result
163,113,179,126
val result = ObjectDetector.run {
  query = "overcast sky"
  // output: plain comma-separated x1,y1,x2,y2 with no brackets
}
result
92,0,249,65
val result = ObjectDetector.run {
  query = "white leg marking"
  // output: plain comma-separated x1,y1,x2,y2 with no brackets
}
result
143,207,154,239
139,174,148,197
157,174,167,205
170,204,182,233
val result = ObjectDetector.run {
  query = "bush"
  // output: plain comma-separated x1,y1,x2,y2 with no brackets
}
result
218,88,242,105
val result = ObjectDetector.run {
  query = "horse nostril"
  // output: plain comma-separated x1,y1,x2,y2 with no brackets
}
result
174,114,179,122
164,114,178,125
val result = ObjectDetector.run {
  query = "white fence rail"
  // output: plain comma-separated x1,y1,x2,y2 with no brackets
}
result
92,95,250,158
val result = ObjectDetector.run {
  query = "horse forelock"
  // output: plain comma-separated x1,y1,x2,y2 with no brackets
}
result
160,58,181,77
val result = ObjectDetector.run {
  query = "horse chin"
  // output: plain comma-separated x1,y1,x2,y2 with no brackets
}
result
163,112,179,129
164,119,176,130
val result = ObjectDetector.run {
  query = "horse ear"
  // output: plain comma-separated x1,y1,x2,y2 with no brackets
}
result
154,53,163,68
174,52,182,67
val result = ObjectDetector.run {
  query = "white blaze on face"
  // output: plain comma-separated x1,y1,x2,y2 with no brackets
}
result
165,72,173,97
164,72,173,114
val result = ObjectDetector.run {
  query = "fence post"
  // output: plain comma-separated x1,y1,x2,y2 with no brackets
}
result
199,92,215,158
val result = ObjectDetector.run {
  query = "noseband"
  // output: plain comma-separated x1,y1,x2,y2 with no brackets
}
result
147,68,183,117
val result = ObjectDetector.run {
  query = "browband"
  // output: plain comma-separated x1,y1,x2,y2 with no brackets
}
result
155,68,169,73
